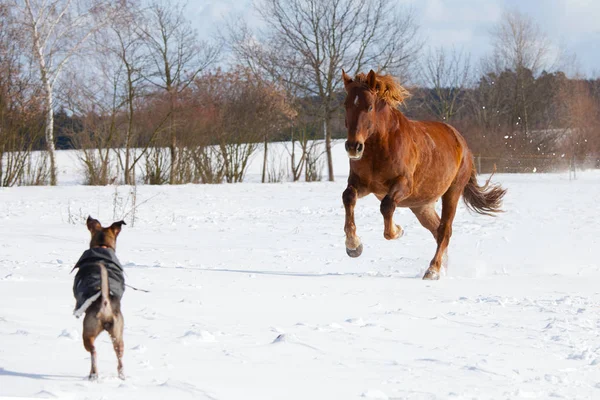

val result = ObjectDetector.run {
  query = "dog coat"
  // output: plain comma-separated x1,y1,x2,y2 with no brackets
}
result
72,247,125,318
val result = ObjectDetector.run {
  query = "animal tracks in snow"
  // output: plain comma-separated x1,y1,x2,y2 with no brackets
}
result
2,170,600,399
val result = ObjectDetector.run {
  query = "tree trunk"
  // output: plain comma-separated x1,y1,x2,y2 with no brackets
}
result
290,130,300,181
30,14,57,185
124,146,131,185
324,116,334,181
124,76,134,185
520,80,530,134
0,142,4,185
262,136,268,183
169,111,177,184
123,122,132,185
45,85,57,185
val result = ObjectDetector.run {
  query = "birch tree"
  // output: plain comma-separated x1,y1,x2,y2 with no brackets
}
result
11,0,122,185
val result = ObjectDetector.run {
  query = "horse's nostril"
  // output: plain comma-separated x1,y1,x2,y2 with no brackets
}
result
357,143,364,153
345,141,351,152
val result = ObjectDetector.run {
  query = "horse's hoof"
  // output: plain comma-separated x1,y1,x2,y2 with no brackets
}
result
422,269,440,280
118,371,126,380
346,243,363,258
396,225,404,239
384,225,404,240
89,373,98,381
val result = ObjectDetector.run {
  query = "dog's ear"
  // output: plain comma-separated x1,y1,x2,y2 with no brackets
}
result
86,216,101,233
109,220,126,236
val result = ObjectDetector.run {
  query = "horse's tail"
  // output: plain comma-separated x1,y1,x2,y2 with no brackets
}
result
96,264,114,329
462,161,507,216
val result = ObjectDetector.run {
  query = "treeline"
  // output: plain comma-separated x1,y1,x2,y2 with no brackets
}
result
1,0,599,186
409,69,600,172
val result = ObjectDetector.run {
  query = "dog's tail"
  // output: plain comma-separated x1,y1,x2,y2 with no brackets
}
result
96,264,114,329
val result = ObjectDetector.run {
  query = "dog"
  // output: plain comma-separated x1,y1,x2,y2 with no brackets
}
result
72,216,127,380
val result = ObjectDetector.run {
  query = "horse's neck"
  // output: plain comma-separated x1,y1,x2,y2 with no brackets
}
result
372,107,411,149
391,109,411,133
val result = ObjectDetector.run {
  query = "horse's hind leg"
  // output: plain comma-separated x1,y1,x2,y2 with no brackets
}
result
410,203,440,240
423,189,461,280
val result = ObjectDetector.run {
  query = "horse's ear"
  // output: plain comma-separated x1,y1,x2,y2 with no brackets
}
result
367,69,377,90
342,69,353,91
86,216,101,233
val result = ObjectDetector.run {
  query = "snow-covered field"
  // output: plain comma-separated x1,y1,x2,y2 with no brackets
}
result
1,143,600,399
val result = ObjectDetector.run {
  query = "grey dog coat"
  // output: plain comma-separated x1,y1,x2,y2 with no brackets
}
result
72,247,125,317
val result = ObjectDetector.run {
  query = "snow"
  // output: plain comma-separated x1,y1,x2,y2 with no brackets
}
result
1,142,600,399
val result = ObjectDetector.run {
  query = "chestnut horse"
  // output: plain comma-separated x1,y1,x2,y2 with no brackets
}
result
341,69,506,280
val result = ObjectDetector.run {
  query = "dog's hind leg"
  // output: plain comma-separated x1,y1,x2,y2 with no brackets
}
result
108,312,125,380
82,312,102,380
83,337,98,380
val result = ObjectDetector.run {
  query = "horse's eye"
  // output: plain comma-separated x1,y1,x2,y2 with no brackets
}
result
368,105,373,112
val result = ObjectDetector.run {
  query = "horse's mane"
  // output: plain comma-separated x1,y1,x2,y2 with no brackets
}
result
354,72,410,108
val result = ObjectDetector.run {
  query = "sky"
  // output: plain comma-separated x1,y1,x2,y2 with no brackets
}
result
189,0,599,77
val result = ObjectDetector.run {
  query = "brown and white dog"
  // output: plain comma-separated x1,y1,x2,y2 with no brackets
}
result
72,217,127,380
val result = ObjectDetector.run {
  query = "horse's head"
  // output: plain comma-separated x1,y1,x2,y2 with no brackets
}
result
342,69,378,160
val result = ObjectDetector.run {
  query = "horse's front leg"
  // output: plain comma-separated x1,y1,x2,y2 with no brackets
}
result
380,196,403,240
381,177,412,240
343,185,363,257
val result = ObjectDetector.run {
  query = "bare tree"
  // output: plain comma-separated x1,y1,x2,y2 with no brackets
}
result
61,2,173,186
488,9,556,135
232,0,420,181
285,125,311,181
0,3,47,186
256,81,296,183
139,0,220,184
103,6,151,185
227,20,302,181
10,0,122,185
177,68,294,184
70,112,118,185
62,36,123,185
216,68,293,183
491,10,554,76
556,77,600,174
419,47,471,122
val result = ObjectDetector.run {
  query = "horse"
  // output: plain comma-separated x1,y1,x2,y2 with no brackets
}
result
341,69,506,280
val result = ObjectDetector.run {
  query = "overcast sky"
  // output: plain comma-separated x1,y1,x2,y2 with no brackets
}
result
189,0,599,77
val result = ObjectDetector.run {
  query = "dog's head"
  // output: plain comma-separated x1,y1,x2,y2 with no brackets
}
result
86,216,126,250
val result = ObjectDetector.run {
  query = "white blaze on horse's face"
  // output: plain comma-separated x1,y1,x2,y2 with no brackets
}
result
345,89,375,160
